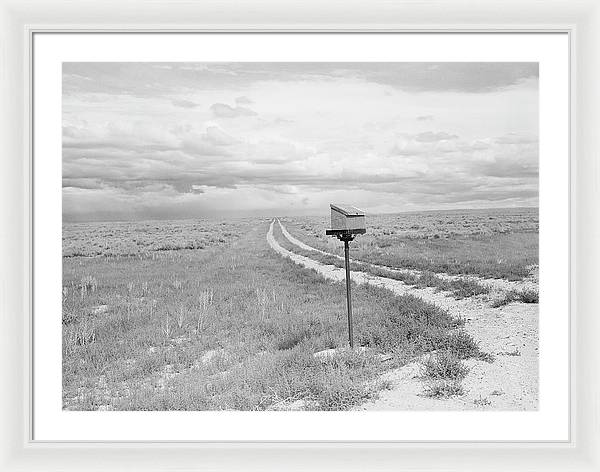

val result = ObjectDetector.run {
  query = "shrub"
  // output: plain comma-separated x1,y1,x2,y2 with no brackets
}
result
309,366,376,410
421,350,471,400
276,328,311,350
447,278,490,299
423,380,464,398
414,271,444,289
358,293,463,354
518,288,539,303
423,351,469,381
443,330,479,359
436,329,494,362
275,319,329,351
491,288,539,307
491,294,512,308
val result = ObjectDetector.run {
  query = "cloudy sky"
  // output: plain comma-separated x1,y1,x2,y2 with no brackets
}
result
62,62,538,221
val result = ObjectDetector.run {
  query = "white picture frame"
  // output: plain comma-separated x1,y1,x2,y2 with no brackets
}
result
0,0,597,470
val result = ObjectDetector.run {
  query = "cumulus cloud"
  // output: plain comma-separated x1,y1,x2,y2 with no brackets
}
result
235,96,253,105
273,117,294,125
210,103,257,118
464,140,490,151
63,62,539,100
62,122,180,152
62,178,105,190
62,61,539,220
495,133,538,144
477,159,538,178
414,131,459,143
180,139,232,157
203,126,238,146
171,99,198,108
176,126,240,157
389,142,429,157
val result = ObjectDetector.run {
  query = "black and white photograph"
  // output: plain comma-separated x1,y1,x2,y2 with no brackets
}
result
61,61,539,411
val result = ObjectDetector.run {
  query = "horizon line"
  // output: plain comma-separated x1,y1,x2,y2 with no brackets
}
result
62,205,539,225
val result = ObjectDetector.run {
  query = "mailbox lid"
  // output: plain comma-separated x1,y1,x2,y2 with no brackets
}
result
330,204,366,231
330,203,364,217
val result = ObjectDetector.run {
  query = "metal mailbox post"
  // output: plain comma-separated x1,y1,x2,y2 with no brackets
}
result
326,204,366,348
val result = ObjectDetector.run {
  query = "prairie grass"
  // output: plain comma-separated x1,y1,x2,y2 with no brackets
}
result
282,207,538,281
118,348,380,411
63,219,486,410
423,381,465,398
422,350,469,399
491,288,539,307
517,288,540,303
423,350,469,381
272,223,490,300
63,218,248,257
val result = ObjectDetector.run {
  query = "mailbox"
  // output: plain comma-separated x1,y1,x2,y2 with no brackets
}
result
325,203,367,349
329,204,366,232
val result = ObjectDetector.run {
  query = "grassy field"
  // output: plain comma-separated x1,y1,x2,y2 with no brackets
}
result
62,217,487,411
63,219,248,257
281,207,539,281
272,222,491,300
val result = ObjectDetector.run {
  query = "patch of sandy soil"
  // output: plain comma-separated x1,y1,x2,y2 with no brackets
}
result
267,220,538,410
277,219,538,294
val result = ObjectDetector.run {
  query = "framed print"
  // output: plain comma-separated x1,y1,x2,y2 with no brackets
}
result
33,32,569,442
1,0,599,471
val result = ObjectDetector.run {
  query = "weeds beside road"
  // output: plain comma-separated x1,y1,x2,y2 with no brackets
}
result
269,219,538,410
281,207,538,281
63,219,484,411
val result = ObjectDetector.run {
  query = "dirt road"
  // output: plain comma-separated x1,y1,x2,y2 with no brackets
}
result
277,219,538,294
267,219,538,410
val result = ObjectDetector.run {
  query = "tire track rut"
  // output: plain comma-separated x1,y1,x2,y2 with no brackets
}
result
277,218,538,295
